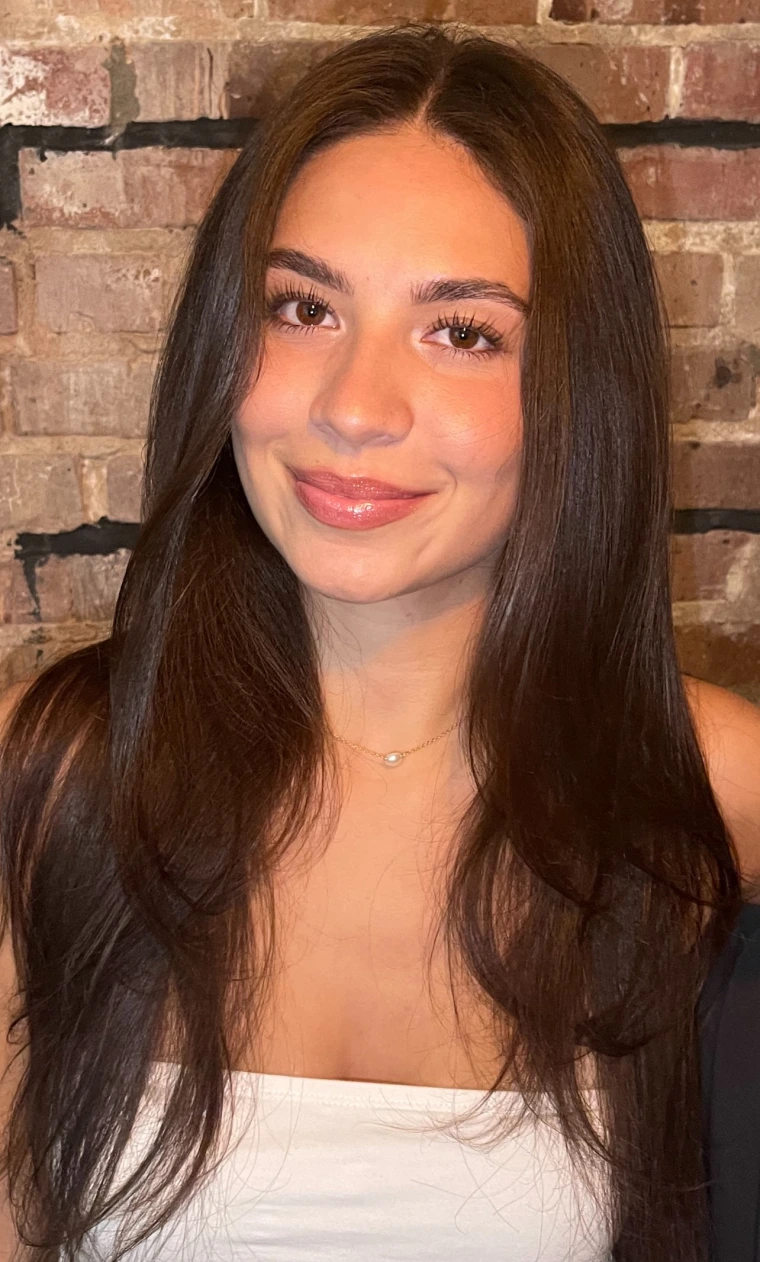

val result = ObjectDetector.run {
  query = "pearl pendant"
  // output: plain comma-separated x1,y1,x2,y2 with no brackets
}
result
383,752,405,767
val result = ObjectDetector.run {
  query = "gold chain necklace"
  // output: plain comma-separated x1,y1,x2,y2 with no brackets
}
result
332,720,461,768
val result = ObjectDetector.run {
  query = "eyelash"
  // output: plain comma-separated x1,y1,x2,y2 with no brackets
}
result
264,283,506,360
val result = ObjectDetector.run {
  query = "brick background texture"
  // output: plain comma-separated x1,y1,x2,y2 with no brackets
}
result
0,2,759,699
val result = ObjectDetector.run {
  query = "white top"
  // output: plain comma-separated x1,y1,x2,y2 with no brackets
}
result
79,1060,614,1261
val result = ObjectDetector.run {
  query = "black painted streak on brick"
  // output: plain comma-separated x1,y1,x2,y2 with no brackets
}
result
0,119,259,227
14,518,141,561
672,509,760,534
0,127,22,232
2,117,759,228
13,518,141,619
609,120,760,151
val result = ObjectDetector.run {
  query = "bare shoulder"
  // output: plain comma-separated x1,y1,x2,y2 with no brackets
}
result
682,673,760,901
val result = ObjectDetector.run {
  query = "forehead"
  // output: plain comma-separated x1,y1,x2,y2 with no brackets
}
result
271,126,531,303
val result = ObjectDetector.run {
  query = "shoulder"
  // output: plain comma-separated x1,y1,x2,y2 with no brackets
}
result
682,673,760,902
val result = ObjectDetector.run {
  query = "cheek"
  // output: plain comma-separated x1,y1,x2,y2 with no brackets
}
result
435,375,523,487
234,387,287,449
235,346,304,443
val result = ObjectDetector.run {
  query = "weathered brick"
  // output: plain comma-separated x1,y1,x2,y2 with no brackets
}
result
128,41,229,123
0,455,83,531
0,560,35,625
19,148,238,229
550,0,757,20
36,255,177,334
0,639,77,695
10,359,154,438
671,345,758,424
621,148,760,223
670,531,753,603
675,623,760,707
267,0,536,22
0,262,17,335
736,258,760,342
33,552,131,623
532,45,668,124
106,454,143,521
0,47,110,126
681,46,760,125
2,0,251,35
673,440,760,510
225,39,342,119
655,254,723,329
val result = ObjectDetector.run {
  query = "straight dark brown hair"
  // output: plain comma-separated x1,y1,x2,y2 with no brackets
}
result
0,20,742,1261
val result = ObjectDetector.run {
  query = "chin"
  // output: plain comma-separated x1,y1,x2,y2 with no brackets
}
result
290,558,407,605
302,578,403,605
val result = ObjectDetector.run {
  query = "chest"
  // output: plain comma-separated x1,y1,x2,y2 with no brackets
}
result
246,772,506,1088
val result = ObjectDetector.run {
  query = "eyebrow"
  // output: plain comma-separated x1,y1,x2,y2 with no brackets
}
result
266,247,530,317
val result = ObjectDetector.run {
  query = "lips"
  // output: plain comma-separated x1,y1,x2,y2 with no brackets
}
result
288,465,433,531
289,465,427,500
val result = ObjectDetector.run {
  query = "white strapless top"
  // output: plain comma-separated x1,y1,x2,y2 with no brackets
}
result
79,1060,614,1261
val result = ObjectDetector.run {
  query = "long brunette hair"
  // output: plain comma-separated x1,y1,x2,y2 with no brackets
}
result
0,20,741,1261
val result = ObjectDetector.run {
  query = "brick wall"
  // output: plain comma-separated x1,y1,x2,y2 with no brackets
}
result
1,3,759,699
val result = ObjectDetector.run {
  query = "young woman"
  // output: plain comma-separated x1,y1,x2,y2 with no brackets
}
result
0,19,758,1262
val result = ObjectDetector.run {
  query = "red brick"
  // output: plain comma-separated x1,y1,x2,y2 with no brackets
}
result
736,258,760,341
3,0,245,28
670,531,752,602
621,148,760,222
0,455,83,531
673,440,760,510
19,148,238,229
34,553,131,623
267,0,536,22
10,359,153,437
0,553,130,625
128,42,227,123
550,0,757,20
0,262,17,335
681,46,760,124
671,345,757,424
656,254,723,328
675,623,760,707
35,255,177,334
106,454,143,521
0,47,109,127
532,44,669,123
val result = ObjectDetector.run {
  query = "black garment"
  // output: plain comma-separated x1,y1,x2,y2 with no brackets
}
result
699,901,760,1262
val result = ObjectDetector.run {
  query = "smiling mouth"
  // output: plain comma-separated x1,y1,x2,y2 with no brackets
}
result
289,465,430,500
289,468,433,531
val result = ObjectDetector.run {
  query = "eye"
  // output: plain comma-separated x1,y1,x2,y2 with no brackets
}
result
427,310,505,359
265,285,335,332
264,285,506,360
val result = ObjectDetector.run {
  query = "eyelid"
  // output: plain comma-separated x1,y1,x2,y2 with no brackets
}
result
264,284,507,356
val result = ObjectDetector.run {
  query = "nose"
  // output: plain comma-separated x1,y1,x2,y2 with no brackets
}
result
308,330,414,453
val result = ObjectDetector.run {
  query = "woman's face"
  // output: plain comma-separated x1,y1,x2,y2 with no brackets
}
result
231,123,530,606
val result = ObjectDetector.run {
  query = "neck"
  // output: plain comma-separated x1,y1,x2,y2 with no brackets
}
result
305,571,488,760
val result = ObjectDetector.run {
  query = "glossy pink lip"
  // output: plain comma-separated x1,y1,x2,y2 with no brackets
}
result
289,465,428,500
289,469,432,531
